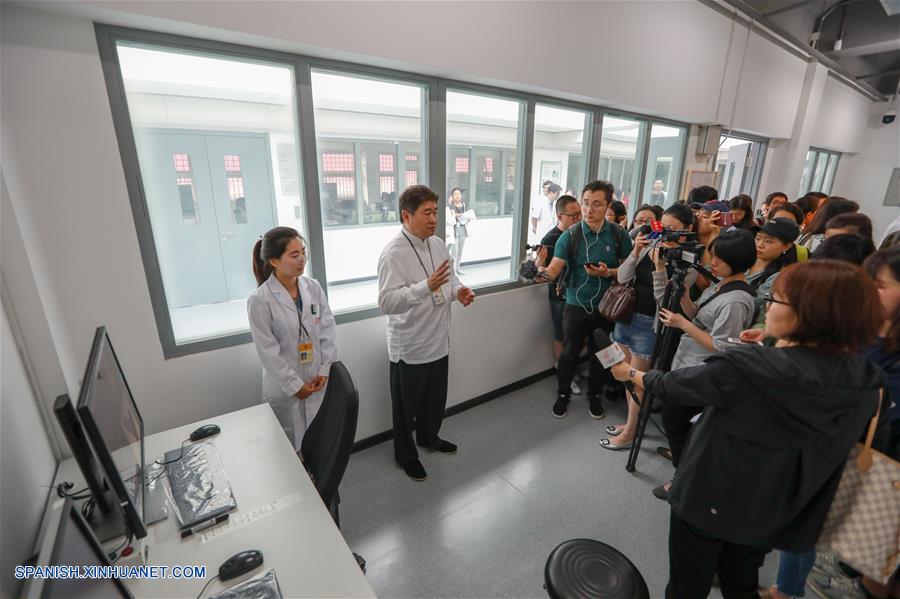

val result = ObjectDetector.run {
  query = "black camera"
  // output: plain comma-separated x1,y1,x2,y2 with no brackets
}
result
657,231,705,267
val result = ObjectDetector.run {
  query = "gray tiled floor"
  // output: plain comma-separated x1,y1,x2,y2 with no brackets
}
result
340,376,776,598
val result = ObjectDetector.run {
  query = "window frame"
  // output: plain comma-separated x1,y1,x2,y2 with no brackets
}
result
96,23,690,355
800,147,841,197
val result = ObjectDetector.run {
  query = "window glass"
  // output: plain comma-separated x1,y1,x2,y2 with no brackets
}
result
799,150,816,197
598,116,646,217
715,134,765,201
528,104,590,245
821,152,840,195
642,123,686,212
446,90,523,288
116,43,303,345
311,70,426,312
810,151,829,192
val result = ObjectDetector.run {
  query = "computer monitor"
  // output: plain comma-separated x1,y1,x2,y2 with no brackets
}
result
76,327,147,540
24,498,132,599
53,394,128,542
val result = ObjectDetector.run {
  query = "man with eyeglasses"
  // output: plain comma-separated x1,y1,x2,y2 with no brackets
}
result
535,194,583,391
538,180,632,419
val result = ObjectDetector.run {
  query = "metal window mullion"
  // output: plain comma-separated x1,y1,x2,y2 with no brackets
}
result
675,124,690,203
295,58,328,289
588,109,606,185
430,79,446,240
517,98,536,273
634,121,652,213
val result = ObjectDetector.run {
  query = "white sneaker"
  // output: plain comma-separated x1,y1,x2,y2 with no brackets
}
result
807,570,864,599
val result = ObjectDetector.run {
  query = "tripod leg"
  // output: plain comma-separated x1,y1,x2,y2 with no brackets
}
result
625,386,655,473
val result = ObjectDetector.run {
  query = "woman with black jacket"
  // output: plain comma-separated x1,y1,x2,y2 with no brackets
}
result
611,260,884,599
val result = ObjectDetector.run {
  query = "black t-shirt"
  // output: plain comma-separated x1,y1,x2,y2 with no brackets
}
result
634,253,656,316
541,226,564,300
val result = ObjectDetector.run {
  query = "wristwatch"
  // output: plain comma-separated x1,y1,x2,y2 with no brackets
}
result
629,368,637,380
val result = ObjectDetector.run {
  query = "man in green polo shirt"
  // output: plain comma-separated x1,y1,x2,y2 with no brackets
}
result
538,180,632,419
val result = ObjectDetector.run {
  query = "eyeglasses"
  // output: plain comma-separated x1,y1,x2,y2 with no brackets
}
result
763,294,790,306
559,211,580,218
633,217,652,224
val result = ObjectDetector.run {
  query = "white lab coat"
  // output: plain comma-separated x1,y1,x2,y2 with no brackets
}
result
247,274,337,451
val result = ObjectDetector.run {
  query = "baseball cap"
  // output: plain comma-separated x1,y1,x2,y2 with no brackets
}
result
690,200,730,213
759,217,800,243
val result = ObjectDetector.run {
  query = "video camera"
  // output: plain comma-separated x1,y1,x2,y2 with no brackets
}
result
655,230,705,268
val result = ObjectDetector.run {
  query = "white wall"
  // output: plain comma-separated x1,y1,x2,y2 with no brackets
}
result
0,298,58,599
38,0,809,132
831,101,900,242
810,76,871,154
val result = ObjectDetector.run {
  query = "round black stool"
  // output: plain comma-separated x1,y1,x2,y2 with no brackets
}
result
544,539,650,599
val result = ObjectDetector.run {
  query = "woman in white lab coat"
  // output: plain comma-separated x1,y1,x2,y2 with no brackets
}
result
248,227,337,452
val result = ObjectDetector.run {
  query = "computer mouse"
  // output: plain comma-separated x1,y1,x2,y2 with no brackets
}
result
218,549,263,581
189,424,220,442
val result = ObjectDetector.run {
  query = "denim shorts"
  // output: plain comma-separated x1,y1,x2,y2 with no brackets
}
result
549,294,565,342
612,313,657,360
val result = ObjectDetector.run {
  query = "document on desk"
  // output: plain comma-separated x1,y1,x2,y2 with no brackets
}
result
198,493,304,544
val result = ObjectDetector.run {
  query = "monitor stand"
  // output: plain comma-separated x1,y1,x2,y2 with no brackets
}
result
76,488,126,543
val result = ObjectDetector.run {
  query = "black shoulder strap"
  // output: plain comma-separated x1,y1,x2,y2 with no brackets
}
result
696,280,755,312
564,222,584,287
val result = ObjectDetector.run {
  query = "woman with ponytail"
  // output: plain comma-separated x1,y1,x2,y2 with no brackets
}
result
248,227,337,451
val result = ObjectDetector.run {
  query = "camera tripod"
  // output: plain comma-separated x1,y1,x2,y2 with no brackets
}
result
625,258,716,473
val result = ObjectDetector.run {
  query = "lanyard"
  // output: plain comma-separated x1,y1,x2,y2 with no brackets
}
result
293,294,310,340
402,231,435,278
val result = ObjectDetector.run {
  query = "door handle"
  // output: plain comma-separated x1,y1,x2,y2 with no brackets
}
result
221,231,235,240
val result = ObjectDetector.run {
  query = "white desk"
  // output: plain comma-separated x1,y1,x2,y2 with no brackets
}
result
51,404,375,598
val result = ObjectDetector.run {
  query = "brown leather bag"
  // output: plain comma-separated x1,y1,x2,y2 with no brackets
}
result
597,280,636,323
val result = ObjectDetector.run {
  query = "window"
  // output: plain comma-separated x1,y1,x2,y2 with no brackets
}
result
714,134,767,201
641,124,686,211
114,42,303,349
310,70,426,313
446,90,524,288
102,26,694,355
598,116,646,218
799,148,841,196
529,104,591,246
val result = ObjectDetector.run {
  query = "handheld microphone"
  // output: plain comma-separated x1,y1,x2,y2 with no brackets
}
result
593,330,635,392
593,329,626,368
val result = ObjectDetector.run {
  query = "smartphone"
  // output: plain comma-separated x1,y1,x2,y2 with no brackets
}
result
718,212,735,227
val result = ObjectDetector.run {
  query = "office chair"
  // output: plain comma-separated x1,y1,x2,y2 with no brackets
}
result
301,361,358,523
544,539,649,599
300,361,366,571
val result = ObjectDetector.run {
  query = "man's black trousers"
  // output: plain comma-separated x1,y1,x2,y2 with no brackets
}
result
389,356,449,466
556,304,614,397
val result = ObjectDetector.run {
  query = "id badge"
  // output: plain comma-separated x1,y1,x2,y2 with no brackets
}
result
431,289,445,306
297,342,314,365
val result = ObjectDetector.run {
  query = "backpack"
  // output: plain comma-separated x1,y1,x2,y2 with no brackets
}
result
555,221,627,298
694,279,757,328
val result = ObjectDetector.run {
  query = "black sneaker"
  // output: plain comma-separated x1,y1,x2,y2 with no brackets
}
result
552,394,570,418
588,395,605,419
403,460,427,481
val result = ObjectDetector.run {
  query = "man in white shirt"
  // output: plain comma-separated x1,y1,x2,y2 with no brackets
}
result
531,182,562,244
529,180,553,245
377,185,476,481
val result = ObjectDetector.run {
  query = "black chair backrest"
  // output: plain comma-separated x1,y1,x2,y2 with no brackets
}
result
300,361,359,508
